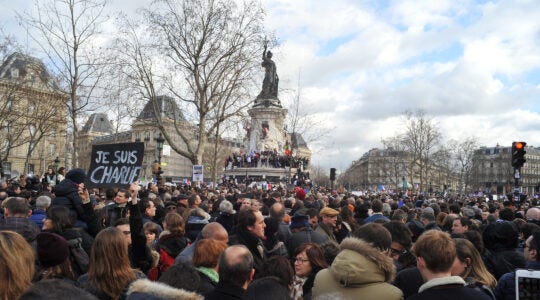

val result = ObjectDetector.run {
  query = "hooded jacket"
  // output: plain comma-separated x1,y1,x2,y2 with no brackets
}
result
312,237,403,300
127,279,204,300
51,178,85,222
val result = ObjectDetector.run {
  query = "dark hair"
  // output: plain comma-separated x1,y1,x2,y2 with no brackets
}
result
105,189,116,200
529,231,540,260
46,206,73,232
383,221,413,249
19,279,98,300
139,199,153,213
371,199,383,213
158,263,200,291
320,241,340,266
293,243,328,274
499,208,515,221
113,217,129,227
237,209,257,228
218,245,254,288
256,256,294,288
352,223,392,251
244,277,291,300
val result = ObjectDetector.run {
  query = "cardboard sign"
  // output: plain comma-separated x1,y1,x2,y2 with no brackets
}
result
86,142,145,188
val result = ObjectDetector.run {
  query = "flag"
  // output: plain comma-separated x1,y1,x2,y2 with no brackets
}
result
378,183,385,192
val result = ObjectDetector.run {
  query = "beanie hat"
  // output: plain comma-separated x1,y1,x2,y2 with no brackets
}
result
37,232,69,268
290,214,310,230
295,188,306,200
65,168,87,184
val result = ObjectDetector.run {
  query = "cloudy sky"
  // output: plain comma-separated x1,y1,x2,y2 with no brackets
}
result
1,0,539,173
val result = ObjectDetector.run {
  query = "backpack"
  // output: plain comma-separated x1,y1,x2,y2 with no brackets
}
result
67,237,90,276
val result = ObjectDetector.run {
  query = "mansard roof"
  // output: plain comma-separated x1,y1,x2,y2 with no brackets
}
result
81,113,114,134
137,95,185,121
0,52,59,90
291,132,309,149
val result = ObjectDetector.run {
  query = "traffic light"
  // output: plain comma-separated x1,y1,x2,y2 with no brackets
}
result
511,141,527,168
330,168,336,181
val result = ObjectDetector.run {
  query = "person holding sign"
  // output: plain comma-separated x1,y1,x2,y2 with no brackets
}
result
51,169,91,231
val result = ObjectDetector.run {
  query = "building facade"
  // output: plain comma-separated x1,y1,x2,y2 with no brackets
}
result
470,144,540,196
0,52,68,179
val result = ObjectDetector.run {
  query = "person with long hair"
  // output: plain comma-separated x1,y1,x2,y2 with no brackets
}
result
77,227,145,300
0,231,35,300
157,212,190,274
291,243,328,300
452,238,497,299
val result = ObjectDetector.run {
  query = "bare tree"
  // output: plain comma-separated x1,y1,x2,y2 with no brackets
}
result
400,110,441,191
19,0,109,168
116,0,266,171
449,137,479,193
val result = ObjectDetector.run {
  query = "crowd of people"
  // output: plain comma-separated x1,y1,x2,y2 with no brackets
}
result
1,167,539,300
225,151,309,170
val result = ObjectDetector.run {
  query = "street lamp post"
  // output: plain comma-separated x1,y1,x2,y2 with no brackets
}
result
155,133,165,185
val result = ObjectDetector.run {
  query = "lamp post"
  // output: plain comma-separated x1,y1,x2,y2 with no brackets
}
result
155,133,165,184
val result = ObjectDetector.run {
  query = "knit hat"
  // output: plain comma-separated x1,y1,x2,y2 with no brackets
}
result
37,232,70,268
65,168,87,184
290,214,310,230
295,188,306,200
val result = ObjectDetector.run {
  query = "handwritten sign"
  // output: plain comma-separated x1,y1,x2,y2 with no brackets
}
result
86,142,145,188
193,165,204,182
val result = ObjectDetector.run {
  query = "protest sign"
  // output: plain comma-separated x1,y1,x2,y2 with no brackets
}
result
86,142,145,188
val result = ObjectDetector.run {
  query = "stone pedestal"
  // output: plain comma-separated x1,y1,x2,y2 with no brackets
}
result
247,98,287,153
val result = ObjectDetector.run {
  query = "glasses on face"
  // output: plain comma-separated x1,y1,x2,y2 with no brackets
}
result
293,257,310,264
391,247,408,256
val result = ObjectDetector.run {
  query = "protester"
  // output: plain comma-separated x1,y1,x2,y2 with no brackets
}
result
35,232,75,282
0,230,36,300
229,209,267,274
193,238,227,294
77,227,146,300
290,242,327,300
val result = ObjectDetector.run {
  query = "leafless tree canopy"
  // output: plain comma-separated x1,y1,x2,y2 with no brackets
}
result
116,0,266,170
19,0,109,167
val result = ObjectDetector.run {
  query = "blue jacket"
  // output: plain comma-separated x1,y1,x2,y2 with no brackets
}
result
494,260,540,300
29,209,47,230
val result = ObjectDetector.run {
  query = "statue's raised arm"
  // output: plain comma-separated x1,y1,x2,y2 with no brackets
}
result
258,41,279,99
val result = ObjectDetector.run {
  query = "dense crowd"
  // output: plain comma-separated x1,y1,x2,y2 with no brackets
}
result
225,151,309,170
0,167,539,300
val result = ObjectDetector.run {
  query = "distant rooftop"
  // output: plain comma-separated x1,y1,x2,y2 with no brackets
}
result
81,113,114,134
0,52,60,90
137,95,185,121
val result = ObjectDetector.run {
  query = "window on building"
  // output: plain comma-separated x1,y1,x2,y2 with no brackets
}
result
50,144,56,156
144,131,150,141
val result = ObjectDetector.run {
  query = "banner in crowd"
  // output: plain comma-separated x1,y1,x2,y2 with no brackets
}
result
86,142,145,188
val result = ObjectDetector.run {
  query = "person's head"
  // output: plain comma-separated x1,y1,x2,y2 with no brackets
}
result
244,276,291,300
36,232,74,280
193,239,227,269
218,245,254,288
319,207,339,228
3,197,31,217
352,222,392,251
238,209,266,239
391,209,407,223
413,230,456,276
158,263,200,292
219,200,235,215
371,199,383,213
270,202,286,219
306,208,319,227
114,189,130,205
451,238,496,289
383,221,413,260
524,231,540,262
240,198,252,211
88,227,135,299
188,194,201,208
293,243,328,278
35,195,52,210
57,167,66,175
143,222,160,246
256,256,294,289
43,206,73,232
114,218,132,245
452,217,470,234
163,212,185,235
526,207,540,222
139,199,156,217
0,231,36,300
19,279,99,300
201,222,229,243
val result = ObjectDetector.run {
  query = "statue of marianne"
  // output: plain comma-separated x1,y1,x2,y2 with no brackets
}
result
258,42,279,99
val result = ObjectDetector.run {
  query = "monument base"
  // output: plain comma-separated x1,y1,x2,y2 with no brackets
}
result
224,166,297,184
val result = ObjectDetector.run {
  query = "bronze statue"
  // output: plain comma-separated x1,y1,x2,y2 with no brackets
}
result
258,42,279,99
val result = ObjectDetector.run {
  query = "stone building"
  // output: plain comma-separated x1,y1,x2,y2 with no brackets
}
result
470,144,540,196
0,52,68,179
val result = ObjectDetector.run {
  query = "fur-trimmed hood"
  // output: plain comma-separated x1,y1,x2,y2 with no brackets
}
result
329,237,396,286
127,279,204,300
